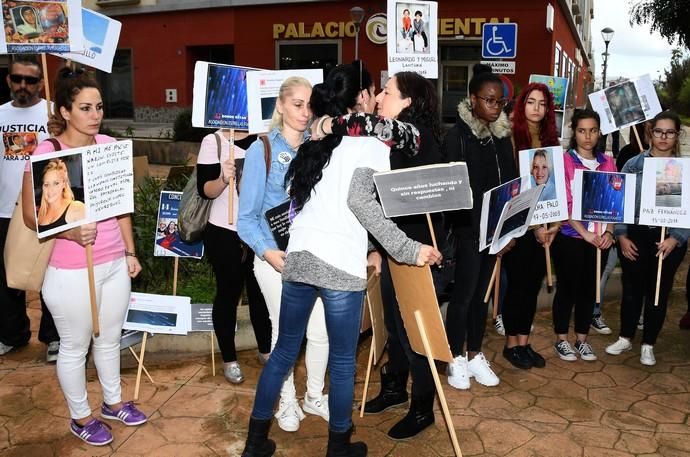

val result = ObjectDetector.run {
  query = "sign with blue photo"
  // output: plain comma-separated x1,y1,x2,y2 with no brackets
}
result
572,170,636,224
481,22,517,59
154,191,204,258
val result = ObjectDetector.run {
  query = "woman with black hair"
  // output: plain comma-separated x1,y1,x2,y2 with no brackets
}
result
241,63,441,457
442,63,517,390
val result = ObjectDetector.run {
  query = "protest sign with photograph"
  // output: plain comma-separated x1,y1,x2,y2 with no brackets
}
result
518,146,568,224
246,69,323,134
572,170,636,224
192,62,259,129
373,162,472,218
588,74,662,135
123,292,191,335
154,191,204,258
479,176,526,251
29,140,134,239
529,74,569,137
490,184,543,255
1,0,83,53
51,8,121,73
386,0,438,78
639,157,690,228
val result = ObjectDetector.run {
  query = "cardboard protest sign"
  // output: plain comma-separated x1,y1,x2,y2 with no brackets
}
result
639,157,690,228
51,8,121,73
374,162,471,218
154,191,204,258
387,259,452,363
246,69,323,134
190,303,214,332
192,62,259,129
363,267,387,363
588,74,662,135
123,292,191,335
490,185,543,255
265,200,290,251
387,0,438,79
572,170,636,224
479,176,526,251
519,146,568,224
29,140,134,239
529,74,569,137
1,0,83,53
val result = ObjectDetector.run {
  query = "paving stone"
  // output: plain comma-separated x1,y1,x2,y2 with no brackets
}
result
476,419,533,455
600,411,657,432
0,385,33,417
150,416,226,444
520,421,569,433
536,396,604,422
469,395,521,420
51,435,114,456
505,432,581,457
4,410,66,445
515,406,569,425
588,387,646,411
501,389,536,408
500,369,549,391
530,378,588,400
115,420,170,455
655,432,690,452
614,430,659,454
0,443,53,457
0,427,8,451
633,372,690,395
647,392,690,414
573,371,616,388
602,363,650,387
145,443,216,456
567,423,619,449
629,400,687,424
582,446,635,457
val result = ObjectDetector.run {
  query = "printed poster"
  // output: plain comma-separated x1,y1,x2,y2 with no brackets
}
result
572,170,636,224
387,0,438,79
479,176,527,251
639,157,690,229
123,292,191,336
154,191,204,259
518,146,568,225
1,0,84,53
490,184,543,255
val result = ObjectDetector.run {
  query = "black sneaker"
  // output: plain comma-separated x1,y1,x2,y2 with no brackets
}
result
522,345,545,368
502,345,532,370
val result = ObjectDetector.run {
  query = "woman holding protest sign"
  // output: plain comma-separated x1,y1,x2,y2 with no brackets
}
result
241,63,441,457
606,111,688,365
21,67,145,447
551,109,616,362
441,63,516,390
237,77,330,433
501,82,560,370
196,129,272,384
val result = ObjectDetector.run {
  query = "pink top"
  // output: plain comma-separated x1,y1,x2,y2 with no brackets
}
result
27,134,125,269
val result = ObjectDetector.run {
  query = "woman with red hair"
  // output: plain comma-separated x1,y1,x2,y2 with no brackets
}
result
501,83,561,369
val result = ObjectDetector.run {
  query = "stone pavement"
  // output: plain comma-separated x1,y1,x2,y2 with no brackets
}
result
1,288,689,457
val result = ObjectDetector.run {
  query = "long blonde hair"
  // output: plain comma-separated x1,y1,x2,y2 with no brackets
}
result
38,158,74,221
269,76,312,131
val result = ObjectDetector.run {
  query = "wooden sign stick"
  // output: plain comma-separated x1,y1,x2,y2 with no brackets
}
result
85,245,100,336
359,341,376,418
133,332,148,401
128,347,155,384
632,125,644,151
492,257,501,320
654,227,666,306
228,129,236,224
414,310,463,457
595,225,602,305
544,224,553,292
211,333,216,377
484,262,497,303
425,214,438,250
40,54,52,117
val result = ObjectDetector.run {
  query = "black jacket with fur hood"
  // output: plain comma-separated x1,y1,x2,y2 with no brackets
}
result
441,99,517,240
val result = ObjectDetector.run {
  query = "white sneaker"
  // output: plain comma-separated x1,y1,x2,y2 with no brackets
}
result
605,337,632,355
0,341,14,356
302,393,329,422
494,314,505,336
640,344,656,366
447,355,470,390
275,399,305,432
467,352,499,387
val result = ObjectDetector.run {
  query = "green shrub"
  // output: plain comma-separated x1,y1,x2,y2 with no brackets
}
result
173,109,209,142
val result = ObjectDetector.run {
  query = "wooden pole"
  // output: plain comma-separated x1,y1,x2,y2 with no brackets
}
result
228,129,236,225
414,311,463,457
425,213,438,250
128,347,155,384
544,224,553,292
632,125,644,151
492,257,501,320
172,257,179,296
595,226,602,305
85,245,99,337
40,54,52,117
211,333,216,376
484,262,497,303
359,341,375,418
654,227,666,307
133,332,147,401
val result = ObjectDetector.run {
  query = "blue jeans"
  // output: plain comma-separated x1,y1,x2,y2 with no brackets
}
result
251,281,364,432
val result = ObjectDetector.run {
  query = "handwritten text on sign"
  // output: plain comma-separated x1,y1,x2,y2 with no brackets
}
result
84,141,134,218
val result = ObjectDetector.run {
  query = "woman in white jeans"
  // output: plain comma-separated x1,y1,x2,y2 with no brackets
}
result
238,77,329,432
21,67,146,447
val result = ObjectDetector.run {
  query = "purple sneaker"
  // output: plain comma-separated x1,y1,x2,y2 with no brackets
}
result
101,401,148,426
70,418,113,446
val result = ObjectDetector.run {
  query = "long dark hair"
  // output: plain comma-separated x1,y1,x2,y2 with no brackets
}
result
567,108,600,151
394,71,441,141
285,63,368,211
53,66,101,135
649,110,682,156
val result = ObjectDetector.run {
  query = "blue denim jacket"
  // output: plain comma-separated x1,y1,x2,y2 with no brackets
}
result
237,128,305,258
614,149,690,244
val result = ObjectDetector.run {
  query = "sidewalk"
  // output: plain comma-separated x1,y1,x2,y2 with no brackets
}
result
1,285,689,456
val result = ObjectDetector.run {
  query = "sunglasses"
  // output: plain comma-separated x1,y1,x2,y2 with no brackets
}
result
9,74,41,85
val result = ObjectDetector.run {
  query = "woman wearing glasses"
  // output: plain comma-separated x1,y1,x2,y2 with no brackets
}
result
606,110,689,365
441,63,516,390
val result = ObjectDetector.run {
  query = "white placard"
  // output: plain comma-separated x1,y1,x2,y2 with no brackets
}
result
246,69,323,134
588,74,662,135
29,140,134,239
639,157,690,228
490,184,543,255
479,176,528,251
123,292,191,336
518,146,568,225
386,0,438,79
572,170,636,225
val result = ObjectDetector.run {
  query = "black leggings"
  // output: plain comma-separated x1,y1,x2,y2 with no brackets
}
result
618,226,686,345
203,223,271,362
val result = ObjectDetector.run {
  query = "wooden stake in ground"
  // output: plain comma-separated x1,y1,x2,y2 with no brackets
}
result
492,256,501,320
544,224,553,292
133,332,148,401
85,245,99,337
654,226,666,306
128,347,155,384
227,129,236,225
211,332,216,377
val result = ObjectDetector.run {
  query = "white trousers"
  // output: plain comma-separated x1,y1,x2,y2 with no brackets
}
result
253,257,329,400
42,257,131,419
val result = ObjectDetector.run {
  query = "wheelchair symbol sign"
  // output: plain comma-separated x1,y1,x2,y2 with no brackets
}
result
482,23,517,59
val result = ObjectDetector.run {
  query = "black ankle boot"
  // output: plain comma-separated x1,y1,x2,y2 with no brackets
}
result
326,426,367,457
363,363,408,414
241,418,276,457
387,392,435,440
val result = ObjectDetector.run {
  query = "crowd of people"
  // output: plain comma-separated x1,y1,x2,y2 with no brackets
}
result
1,55,689,456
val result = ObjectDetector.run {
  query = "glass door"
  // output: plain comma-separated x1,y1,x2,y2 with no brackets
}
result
439,62,472,125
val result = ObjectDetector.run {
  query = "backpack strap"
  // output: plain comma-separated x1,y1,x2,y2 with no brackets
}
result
46,138,62,151
259,135,271,179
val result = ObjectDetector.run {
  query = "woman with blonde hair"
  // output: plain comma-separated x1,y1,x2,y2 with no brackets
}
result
36,158,84,232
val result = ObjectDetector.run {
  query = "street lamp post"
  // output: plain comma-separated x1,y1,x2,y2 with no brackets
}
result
350,6,365,60
601,27,615,88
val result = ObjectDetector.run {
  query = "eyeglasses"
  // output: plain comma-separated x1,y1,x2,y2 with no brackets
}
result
9,74,40,85
476,95,508,109
651,128,678,139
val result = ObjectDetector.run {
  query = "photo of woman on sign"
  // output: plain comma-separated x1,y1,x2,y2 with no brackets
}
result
34,158,85,234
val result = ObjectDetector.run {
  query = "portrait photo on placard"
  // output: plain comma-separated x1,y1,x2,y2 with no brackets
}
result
655,158,683,208
480,176,524,250
528,148,555,201
1,0,82,53
604,81,645,128
395,2,430,54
